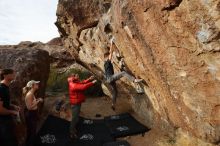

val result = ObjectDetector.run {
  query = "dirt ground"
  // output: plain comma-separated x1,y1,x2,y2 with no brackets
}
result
15,94,217,146
41,94,217,146
80,96,163,146
41,94,169,146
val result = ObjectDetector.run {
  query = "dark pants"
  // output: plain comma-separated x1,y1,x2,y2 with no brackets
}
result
24,109,38,146
70,104,81,135
106,71,135,83
110,82,118,105
106,71,134,105
0,117,18,146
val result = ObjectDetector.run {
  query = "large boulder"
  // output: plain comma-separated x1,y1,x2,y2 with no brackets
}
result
0,44,50,105
56,0,220,144
45,37,75,68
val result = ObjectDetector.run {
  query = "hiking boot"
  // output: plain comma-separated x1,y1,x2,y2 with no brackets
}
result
134,78,143,83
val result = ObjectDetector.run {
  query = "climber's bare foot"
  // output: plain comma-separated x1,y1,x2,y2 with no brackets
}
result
134,83,145,94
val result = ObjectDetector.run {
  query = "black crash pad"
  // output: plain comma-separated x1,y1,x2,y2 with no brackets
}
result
35,115,114,146
67,117,114,146
103,140,130,146
104,113,150,138
34,115,71,146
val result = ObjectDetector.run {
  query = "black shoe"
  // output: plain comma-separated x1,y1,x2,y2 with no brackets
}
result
70,132,78,140
111,104,116,111
95,114,102,118
70,128,78,140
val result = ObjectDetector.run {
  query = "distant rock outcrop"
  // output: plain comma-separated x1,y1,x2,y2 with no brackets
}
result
0,44,50,103
0,39,78,146
56,0,220,144
0,37,78,100
45,37,75,68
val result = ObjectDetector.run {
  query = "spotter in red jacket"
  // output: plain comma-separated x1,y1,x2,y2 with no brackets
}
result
68,76,94,105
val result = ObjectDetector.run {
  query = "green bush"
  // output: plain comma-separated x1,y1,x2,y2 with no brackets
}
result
46,67,103,97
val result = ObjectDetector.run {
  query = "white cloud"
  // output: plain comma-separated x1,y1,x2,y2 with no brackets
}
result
0,0,59,45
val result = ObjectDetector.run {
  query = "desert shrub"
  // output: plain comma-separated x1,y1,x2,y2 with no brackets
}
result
47,67,103,97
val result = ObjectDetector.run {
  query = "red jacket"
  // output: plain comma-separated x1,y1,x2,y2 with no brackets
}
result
68,77,94,105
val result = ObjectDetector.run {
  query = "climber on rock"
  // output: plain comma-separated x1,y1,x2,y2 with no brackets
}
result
103,37,144,111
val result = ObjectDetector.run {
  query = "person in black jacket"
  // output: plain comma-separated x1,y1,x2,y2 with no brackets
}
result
0,69,20,146
103,37,143,110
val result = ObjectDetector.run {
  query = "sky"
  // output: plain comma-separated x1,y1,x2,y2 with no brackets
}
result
0,0,59,45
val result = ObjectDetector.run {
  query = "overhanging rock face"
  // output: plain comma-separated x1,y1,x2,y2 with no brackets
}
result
56,0,220,143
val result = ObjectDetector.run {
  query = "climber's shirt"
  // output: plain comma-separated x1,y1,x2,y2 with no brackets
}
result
104,59,114,78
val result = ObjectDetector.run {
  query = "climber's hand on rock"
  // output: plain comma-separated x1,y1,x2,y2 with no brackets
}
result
92,80,97,84
89,75,95,80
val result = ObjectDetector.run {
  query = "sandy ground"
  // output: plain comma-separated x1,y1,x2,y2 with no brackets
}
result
41,94,166,146
79,96,161,146
15,93,218,146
